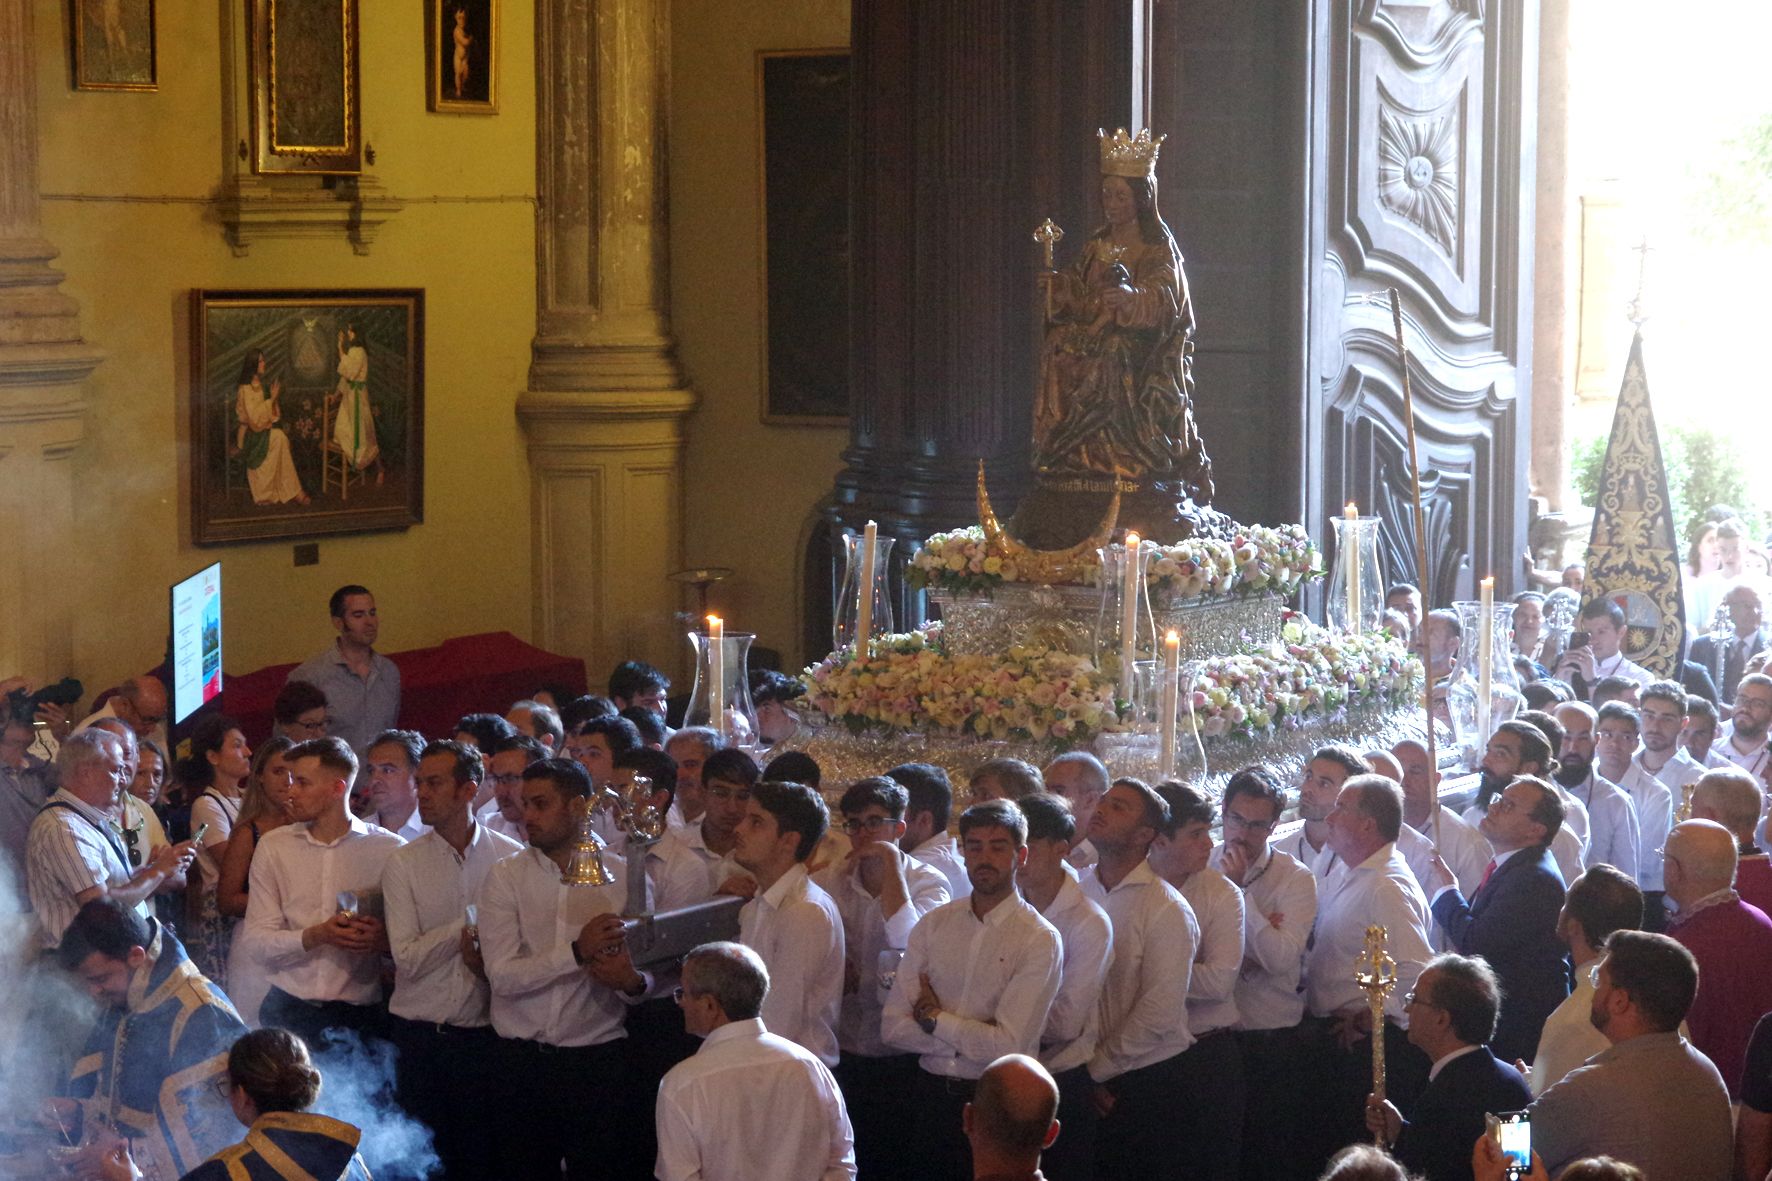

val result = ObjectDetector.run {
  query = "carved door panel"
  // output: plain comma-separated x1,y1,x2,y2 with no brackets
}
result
1309,0,1536,605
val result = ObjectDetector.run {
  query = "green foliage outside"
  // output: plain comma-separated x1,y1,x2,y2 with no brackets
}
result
1695,113,1772,248
1572,425,1763,548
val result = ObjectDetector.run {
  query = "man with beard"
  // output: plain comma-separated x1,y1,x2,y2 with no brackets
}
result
1527,931,1731,1178
1426,776,1570,1062
882,800,1061,1181
1275,746,1369,882
1715,673,1772,789
1635,681,1707,822
1461,721,1584,883
1551,701,1640,878
1683,696,1731,769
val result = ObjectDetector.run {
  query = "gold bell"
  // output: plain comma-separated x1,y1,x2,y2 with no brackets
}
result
562,798,614,887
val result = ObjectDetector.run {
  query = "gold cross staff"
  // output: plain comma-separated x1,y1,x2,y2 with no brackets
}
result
1033,219,1065,320
1354,924,1398,1142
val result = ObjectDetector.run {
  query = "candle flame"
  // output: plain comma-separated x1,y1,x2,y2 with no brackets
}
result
1165,630,1179,645
707,614,721,628
1125,531,1141,547
1344,502,1359,517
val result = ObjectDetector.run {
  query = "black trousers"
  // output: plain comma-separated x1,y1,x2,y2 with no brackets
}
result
909,1067,977,1181
260,985,388,1052
623,997,703,1180
1236,1025,1309,1181
1096,1050,1192,1181
1173,1029,1245,1181
387,1018,501,1181
1299,1015,1430,1173
1041,1063,1099,1181
494,1035,632,1181
834,1051,923,1181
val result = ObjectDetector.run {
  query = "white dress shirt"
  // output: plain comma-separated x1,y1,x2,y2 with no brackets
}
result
642,830,719,913
1529,958,1610,1096
1081,858,1199,1082
1273,826,1341,882
1065,837,1099,871
1403,807,1493,896
482,811,525,844
1556,786,1591,850
1211,843,1316,1031
1592,651,1654,689
1564,770,1640,879
907,833,970,900
679,822,752,896
245,816,406,1005
812,854,950,1058
1640,747,1706,813
655,1017,856,1181
1715,724,1772,784
881,892,1062,1079
26,789,140,947
1178,866,1244,1036
383,822,523,1026
1306,841,1432,1025
376,808,430,844
740,863,845,1067
1619,757,1677,891
1034,873,1113,1074
477,845,630,1046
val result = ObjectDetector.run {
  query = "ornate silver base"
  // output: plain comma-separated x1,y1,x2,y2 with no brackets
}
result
928,585,1284,662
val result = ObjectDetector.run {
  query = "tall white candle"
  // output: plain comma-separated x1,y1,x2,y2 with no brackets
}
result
856,520,878,657
1120,532,1141,701
1478,576,1494,743
1344,503,1361,632
1159,629,1180,779
708,614,726,738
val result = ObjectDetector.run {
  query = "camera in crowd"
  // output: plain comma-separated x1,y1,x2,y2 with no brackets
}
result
5,677,82,725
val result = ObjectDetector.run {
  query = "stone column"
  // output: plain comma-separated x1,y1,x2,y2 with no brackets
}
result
0,0,103,681
518,0,696,680
1530,0,1571,512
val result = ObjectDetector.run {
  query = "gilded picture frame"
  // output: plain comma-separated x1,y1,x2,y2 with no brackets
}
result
247,0,362,175
428,0,498,114
71,0,157,91
756,49,852,425
189,289,425,545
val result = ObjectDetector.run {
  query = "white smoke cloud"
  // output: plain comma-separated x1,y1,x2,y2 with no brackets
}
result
306,1028,441,1181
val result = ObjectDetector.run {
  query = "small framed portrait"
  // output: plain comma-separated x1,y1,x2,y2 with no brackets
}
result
247,0,362,174
189,289,425,545
756,49,851,424
428,0,497,114
72,0,157,91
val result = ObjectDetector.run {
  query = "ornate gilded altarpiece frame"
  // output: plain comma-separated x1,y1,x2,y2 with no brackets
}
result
756,49,851,425
248,0,362,175
71,0,157,91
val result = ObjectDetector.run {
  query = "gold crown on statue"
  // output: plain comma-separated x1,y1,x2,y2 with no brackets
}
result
1098,127,1164,178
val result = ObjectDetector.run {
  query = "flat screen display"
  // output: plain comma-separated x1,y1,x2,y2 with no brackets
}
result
170,562,223,724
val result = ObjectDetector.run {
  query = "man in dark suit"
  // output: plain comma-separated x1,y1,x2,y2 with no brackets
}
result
1427,775,1570,1063
1365,954,1533,1181
1691,584,1770,705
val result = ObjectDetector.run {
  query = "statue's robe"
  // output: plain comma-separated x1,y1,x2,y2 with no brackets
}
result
64,920,247,1180
181,1111,372,1181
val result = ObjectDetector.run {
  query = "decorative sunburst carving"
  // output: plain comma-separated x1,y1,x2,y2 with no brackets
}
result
1377,106,1459,254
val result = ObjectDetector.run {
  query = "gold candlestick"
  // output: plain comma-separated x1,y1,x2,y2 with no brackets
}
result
1354,924,1398,1141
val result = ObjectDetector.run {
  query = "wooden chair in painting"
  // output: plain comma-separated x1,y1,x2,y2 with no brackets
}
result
321,388,363,502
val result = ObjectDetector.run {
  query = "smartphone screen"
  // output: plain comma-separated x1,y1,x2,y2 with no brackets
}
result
1496,1111,1531,1178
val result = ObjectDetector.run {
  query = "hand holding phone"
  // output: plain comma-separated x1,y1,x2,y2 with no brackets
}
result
1487,1111,1532,1180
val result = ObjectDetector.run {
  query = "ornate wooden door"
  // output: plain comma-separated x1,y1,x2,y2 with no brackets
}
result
1308,0,1538,603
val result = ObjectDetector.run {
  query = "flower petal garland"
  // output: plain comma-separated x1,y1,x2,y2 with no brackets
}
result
802,615,1421,748
906,523,1323,603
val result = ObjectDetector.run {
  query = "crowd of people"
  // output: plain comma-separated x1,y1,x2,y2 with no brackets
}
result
5,576,1772,1181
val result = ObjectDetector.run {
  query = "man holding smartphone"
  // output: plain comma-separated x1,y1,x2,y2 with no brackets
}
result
1556,599,1653,700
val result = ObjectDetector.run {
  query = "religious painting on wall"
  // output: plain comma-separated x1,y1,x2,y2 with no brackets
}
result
71,0,156,91
428,0,497,113
189,290,425,545
248,0,362,174
757,49,851,424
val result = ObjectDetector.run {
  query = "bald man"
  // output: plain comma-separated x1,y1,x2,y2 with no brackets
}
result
1664,819,1772,1098
1689,768,1772,913
964,1054,1059,1181
73,675,168,745
1043,752,1109,870
1389,740,1490,901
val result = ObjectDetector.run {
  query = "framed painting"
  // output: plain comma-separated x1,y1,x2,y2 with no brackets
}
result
72,0,157,91
756,49,851,424
428,0,497,113
247,0,362,175
189,289,425,545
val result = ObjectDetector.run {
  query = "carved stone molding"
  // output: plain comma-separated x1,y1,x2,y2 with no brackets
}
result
1359,0,1486,65
216,175,404,257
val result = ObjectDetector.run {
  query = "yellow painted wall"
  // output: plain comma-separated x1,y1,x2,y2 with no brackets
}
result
32,0,537,692
671,0,851,673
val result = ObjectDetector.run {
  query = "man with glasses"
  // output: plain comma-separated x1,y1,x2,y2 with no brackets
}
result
479,734,545,843
1716,673,1772,790
1391,739,1492,896
1551,701,1640,879
815,777,950,1180
1209,766,1316,1181
1363,954,1531,1181
72,674,169,749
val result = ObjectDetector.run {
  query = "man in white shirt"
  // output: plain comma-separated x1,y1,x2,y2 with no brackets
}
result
888,761,969,899
815,776,949,1181
1016,792,1112,1181
1529,863,1643,1095
478,734,544,843
734,779,845,1067
1043,751,1110,870
656,940,856,1181
1080,779,1198,1181
1275,746,1369,881
1637,681,1708,816
363,729,429,842
1716,674,1772,789
1552,701,1641,878
71,675,168,750
1303,774,1434,1165
1150,783,1245,1181
663,725,719,834
683,747,761,898
382,739,521,1181
882,799,1061,1181
504,698,563,751
1683,696,1733,769
1211,766,1317,1181
1391,739,1492,894
247,737,405,1048
1556,597,1654,697
476,755,641,1179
